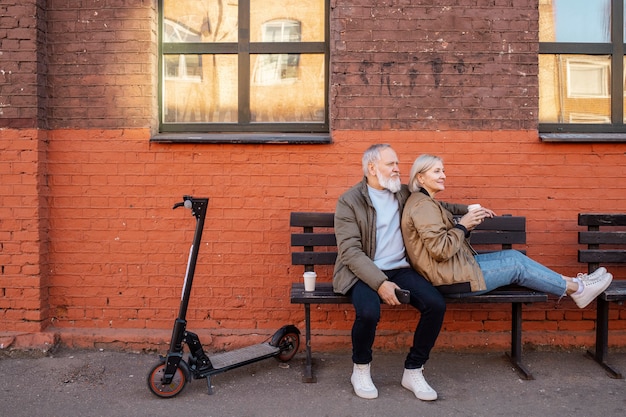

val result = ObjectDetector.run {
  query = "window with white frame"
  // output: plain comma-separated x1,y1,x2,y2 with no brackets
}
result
567,59,610,98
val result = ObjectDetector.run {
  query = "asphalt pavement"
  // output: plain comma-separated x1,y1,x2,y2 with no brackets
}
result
1,347,625,417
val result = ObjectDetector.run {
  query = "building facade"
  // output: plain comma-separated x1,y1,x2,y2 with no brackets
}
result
1,0,624,353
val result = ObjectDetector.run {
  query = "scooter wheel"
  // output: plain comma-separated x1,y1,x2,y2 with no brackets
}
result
147,361,187,398
276,331,300,362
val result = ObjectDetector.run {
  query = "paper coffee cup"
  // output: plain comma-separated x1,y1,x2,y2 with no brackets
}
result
468,204,481,212
303,271,317,292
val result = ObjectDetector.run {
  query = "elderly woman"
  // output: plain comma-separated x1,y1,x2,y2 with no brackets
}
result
400,154,612,309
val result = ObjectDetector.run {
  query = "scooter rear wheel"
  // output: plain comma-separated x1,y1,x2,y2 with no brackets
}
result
276,331,300,362
147,361,187,398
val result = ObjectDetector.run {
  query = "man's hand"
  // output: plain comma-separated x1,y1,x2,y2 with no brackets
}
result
378,281,401,306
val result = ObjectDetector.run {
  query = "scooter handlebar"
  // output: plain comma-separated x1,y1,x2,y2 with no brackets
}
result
172,196,209,221
172,195,194,210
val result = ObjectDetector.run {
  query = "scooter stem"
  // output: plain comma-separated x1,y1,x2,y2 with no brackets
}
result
174,196,209,322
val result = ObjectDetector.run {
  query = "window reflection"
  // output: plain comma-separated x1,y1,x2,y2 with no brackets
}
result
161,0,326,126
539,55,611,123
539,0,611,43
250,0,324,42
253,21,301,85
250,54,325,122
163,54,238,123
163,0,238,43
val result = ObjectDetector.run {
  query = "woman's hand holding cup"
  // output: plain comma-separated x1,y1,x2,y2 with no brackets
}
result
460,203,493,230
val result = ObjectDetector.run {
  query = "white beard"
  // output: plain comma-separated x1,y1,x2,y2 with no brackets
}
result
377,171,402,193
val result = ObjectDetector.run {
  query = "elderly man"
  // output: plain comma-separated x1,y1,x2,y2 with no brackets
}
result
333,144,452,401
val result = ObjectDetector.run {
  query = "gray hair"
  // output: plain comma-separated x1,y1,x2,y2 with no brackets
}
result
361,144,393,176
408,154,443,192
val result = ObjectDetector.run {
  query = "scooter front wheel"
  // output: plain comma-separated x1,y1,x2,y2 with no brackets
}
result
276,331,300,362
147,361,187,398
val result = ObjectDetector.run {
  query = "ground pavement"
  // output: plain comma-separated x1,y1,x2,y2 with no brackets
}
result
0,347,625,417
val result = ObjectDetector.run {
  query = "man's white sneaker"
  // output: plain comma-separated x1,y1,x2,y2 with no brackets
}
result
401,366,437,401
571,272,613,309
351,363,378,399
576,267,607,283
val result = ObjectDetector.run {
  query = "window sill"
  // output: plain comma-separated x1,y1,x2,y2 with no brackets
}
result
540,133,626,143
150,133,331,144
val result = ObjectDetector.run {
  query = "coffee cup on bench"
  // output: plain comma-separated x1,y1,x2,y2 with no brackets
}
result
303,271,317,292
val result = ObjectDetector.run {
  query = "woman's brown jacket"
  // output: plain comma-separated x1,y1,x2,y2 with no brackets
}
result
401,190,487,293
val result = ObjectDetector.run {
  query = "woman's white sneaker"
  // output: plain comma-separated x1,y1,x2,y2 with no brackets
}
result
571,272,613,309
351,363,378,399
401,366,437,401
576,267,607,283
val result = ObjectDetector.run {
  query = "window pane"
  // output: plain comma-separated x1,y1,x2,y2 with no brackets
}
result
250,54,325,123
163,54,238,123
163,0,238,43
250,0,324,42
539,54,611,123
539,0,611,43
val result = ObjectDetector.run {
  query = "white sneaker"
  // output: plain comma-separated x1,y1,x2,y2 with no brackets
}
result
401,366,437,401
571,272,613,309
576,267,607,283
351,363,378,399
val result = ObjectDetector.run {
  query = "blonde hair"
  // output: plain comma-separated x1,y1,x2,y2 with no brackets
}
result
408,154,443,192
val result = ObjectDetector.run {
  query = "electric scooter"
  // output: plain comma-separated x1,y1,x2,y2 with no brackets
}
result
147,196,300,398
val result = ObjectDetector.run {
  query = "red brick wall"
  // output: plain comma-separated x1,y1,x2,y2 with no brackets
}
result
330,0,538,130
39,128,626,353
1,0,625,353
0,129,49,334
0,0,50,340
46,0,155,129
0,0,46,128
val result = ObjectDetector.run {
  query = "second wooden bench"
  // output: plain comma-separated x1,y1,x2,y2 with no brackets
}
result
578,213,626,379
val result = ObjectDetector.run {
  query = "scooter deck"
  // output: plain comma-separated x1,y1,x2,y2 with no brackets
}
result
208,342,280,370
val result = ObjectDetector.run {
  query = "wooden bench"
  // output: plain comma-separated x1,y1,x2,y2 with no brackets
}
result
578,213,626,379
290,212,547,382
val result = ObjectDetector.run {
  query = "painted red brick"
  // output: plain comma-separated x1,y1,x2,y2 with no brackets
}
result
1,1,625,354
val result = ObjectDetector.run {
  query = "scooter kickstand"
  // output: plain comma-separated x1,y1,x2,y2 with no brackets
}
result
206,375,214,395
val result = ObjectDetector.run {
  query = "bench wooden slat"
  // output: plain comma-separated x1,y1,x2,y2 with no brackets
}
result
578,250,626,264
291,283,350,304
469,231,526,245
579,213,626,227
602,281,626,302
473,216,525,231
446,287,547,304
290,212,334,228
291,283,547,304
292,252,337,265
579,231,626,245
291,233,337,247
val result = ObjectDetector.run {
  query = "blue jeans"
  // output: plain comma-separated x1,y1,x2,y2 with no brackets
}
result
349,268,446,369
471,250,567,296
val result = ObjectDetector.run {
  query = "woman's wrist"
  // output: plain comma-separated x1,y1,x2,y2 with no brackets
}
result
454,223,470,238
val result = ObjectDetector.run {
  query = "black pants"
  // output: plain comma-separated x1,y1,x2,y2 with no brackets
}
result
349,268,446,369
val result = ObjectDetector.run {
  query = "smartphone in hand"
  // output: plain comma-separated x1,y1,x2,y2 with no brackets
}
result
395,288,410,304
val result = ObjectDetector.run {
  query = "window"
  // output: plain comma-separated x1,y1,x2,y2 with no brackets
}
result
156,0,329,142
539,0,626,141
